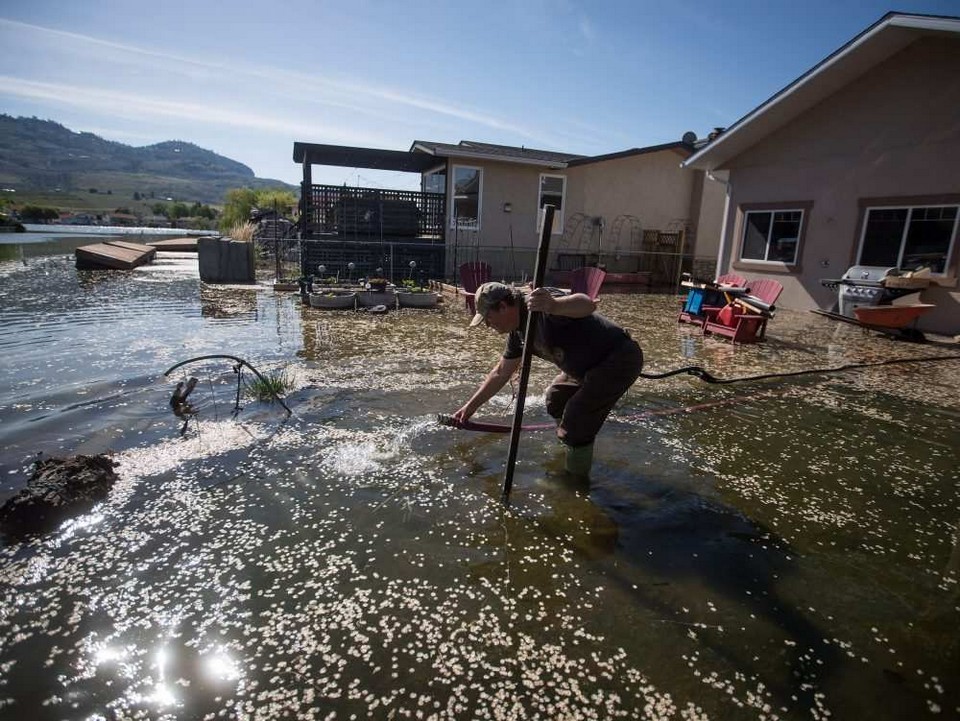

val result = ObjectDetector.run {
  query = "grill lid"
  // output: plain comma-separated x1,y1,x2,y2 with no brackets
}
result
841,265,897,283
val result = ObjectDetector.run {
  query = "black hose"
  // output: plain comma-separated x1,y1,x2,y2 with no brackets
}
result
639,353,960,385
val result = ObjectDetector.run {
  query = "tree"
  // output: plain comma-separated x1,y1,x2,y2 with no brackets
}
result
255,189,297,215
219,187,258,232
219,187,297,232
151,202,168,217
133,192,141,201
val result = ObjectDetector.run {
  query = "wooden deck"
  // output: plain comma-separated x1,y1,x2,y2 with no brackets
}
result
146,237,199,252
75,241,157,270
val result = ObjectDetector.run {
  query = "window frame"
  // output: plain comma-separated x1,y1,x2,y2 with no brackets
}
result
855,202,959,276
421,165,446,196
450,165,482,231
537,173,566,234
732,201,812,272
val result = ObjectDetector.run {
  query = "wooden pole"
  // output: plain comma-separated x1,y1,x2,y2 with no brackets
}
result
501,205,555,503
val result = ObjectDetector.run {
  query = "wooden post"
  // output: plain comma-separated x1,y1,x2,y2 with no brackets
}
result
501,205,555,503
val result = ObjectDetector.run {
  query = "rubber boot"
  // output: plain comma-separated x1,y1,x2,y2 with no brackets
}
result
564,443,594,477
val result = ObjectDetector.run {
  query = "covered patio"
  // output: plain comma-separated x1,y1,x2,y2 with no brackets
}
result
293,142,446,283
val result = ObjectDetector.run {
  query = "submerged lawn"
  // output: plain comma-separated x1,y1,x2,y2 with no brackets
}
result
0,244,957,719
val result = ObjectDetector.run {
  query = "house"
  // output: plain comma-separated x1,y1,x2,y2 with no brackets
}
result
293,137,725,289
683,12,960,335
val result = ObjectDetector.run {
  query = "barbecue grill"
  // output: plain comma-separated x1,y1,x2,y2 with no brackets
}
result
820,265,923,318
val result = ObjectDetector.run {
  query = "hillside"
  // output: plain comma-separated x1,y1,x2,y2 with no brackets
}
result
0,115,296,207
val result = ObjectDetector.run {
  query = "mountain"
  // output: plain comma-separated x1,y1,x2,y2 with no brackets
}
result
0,115,296,206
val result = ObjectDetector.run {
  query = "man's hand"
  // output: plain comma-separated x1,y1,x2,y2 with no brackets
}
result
452,405,474,425
526,287,556,313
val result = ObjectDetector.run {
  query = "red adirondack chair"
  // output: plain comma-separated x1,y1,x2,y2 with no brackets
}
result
702,278,784,343
570,266,606,300
678,273,747,325
459,262,491,314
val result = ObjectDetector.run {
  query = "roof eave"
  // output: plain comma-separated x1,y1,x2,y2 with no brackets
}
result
682,13,960,171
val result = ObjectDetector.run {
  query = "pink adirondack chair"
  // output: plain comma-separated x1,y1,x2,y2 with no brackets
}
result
570,266,606,300
702,278,784,343
678,273,747,325
459,262,491,314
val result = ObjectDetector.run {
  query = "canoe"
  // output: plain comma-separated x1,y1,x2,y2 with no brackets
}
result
853,304,934,328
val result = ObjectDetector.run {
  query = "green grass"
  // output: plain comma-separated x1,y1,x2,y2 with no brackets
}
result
245,369,295,403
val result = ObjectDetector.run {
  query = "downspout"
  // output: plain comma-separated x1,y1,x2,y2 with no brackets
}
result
707,170,732,277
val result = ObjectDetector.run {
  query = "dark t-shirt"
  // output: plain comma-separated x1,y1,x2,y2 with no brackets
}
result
503,289,630,380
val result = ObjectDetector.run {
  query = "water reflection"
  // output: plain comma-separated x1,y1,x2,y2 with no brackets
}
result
0,242,958,719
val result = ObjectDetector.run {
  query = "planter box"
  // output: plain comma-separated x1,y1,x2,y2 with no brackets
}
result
357,291,397,308
309,291,357,309
397,291,439,308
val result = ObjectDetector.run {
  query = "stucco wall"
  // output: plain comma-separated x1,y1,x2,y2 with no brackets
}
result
443,149,724,275
565,149,698,253
717,36,960,334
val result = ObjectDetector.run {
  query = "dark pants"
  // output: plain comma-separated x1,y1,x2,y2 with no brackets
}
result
544,338,643,447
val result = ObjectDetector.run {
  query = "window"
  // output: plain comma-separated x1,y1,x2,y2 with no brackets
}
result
858,205,958,274
451,166,481,230
538,174,566,234
740,209,803,264
422,169,445,195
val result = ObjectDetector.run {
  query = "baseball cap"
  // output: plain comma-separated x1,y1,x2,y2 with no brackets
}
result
469,282,514,327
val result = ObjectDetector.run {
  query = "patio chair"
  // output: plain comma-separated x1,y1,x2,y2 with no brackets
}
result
678,273,747,325
702,278,784,343
459,262,492,314
569,266,606,300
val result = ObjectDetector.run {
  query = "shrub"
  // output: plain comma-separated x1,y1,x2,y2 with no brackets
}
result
245,369,294,403
229,221,256,242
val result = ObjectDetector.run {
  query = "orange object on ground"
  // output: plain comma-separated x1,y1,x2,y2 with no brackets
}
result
853,304,934,328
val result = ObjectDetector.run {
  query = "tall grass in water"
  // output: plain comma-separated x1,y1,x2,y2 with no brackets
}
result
246,369,294,403
229,221,256,242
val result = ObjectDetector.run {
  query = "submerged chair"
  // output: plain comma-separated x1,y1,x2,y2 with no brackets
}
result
459,262,492,314
702,278,784,343
569,266,606,300
678,272,747,325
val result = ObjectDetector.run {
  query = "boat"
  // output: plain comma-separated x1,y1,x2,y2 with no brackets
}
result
853,304,935,328
396,290,439,308
309,290,357,309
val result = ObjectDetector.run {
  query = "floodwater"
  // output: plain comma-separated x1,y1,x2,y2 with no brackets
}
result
0,235,958,720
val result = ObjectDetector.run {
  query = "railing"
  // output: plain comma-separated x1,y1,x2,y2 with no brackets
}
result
302,184,445,240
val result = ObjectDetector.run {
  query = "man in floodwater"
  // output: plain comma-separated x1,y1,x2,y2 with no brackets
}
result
452,282,643,477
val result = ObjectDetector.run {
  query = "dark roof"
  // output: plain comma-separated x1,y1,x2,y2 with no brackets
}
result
568,141,695,167
411,139,584,166
293,142,439,173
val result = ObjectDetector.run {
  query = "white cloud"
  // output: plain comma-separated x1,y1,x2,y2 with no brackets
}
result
0,76,398,148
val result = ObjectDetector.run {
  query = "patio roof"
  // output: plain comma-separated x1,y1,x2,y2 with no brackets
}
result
410,140,583,168
292,142,439,173
683,12,960,171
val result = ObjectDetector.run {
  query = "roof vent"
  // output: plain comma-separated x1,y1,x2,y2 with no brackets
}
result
681,131,697,144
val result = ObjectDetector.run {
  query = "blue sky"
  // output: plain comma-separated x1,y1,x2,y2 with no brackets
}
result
1,1,957,190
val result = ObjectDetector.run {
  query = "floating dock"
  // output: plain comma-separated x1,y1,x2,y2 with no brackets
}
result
146,237,199,252
75,241,157,270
